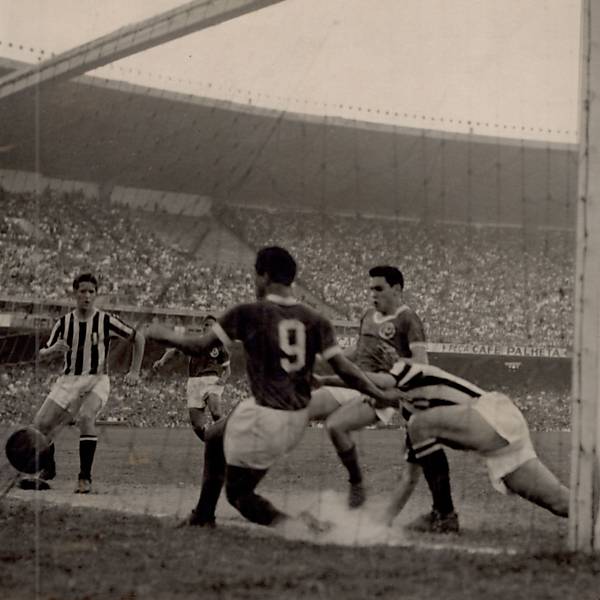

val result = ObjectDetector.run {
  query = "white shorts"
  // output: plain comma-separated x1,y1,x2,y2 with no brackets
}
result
473,392,538,494
324,386,396,425
224,397,309,470
186,376,225,409
47,375,110,416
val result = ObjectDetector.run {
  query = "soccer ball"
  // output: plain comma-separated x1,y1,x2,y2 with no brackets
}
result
5,427,51,474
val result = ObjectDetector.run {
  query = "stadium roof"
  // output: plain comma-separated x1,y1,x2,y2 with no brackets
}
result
0,58,578,228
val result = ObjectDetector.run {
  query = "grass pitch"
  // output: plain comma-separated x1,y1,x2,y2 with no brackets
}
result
1,426,598,600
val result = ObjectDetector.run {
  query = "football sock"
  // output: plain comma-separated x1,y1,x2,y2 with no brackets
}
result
194,429,226,522
78,436,97,481
192,426,206,442
44,442,56,470
337,444,362,485
418,449,455,515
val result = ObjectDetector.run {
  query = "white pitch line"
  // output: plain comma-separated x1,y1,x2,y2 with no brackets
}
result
6,482,521,556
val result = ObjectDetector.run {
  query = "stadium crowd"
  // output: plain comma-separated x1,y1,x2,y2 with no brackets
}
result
1,188,574,347
217,205,575,347
0,188,254,311
0,363,570,432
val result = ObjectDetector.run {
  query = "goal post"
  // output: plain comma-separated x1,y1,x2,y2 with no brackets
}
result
569,0,600,553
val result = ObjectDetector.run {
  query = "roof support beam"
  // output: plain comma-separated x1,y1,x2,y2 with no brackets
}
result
0,0,285,100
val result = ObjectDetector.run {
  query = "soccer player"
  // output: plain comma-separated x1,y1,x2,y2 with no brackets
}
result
152,314,230,441
22,273,144,493
308,266,457,533
145,246,404,531
318,359,569,525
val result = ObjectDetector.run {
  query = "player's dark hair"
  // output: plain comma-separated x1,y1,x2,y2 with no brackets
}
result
369,265,404,289
255,246,297,286
73,272,98,291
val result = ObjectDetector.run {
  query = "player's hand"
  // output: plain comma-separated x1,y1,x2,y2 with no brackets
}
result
50,340,70,354
369,388,406,409
152,360,163,372
124,371,140,386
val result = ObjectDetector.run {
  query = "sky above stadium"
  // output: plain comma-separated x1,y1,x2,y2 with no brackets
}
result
0,0,582,143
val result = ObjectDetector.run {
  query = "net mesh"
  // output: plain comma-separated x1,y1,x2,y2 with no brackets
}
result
0,2,585,595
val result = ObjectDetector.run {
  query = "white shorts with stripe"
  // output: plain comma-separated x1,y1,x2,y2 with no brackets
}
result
474,392,538,494
224,397,309,470
186,376,225,409
47,375,110,416
323,386,396,424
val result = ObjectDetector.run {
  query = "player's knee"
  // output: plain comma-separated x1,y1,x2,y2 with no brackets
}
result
225,478,246,509
407,414,429,444
325,417,345,443
78,415,96,435
33,415,52,436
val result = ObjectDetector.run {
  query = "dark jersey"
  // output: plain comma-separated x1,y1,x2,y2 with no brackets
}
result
213,294,340,410
353,306,426,372
188,341,229,378
45,309,135,376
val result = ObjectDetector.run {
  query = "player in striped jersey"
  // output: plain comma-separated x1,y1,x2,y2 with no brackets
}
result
319,360,569,523
20,273,145,493
308,266,457,532
152,314,231,441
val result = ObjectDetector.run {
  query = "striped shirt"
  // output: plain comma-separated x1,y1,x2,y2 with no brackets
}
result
390,360,487,461
45,309,135,376
390,360,486,414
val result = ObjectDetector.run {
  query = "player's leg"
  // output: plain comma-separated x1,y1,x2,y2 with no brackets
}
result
406,405,505,534
406,405,512,533
222,398,314,525
188,407,208,442
407,405,509,455
404,446,459,534
225,465,287,526
185,417,228,527
206,391,223,422
307,386,343,420
75,391,103,493
186,377,210,442
325,399,377,508
502,458,569,517
32,392,76,481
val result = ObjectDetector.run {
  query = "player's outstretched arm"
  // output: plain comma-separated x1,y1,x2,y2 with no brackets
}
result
382,461,421,526
327,354,404,409
152,347,180,371
144,323,216,356
316,371,396,390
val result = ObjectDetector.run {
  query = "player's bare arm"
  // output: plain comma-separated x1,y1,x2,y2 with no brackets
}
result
39,339,70,358
152,347,180,371
125,330,145,385
315,371,397,390
326,354,404,409
144,323,217,356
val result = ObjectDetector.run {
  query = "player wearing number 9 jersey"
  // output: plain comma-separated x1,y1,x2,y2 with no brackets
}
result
214,299,337,411
145,246,404,531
